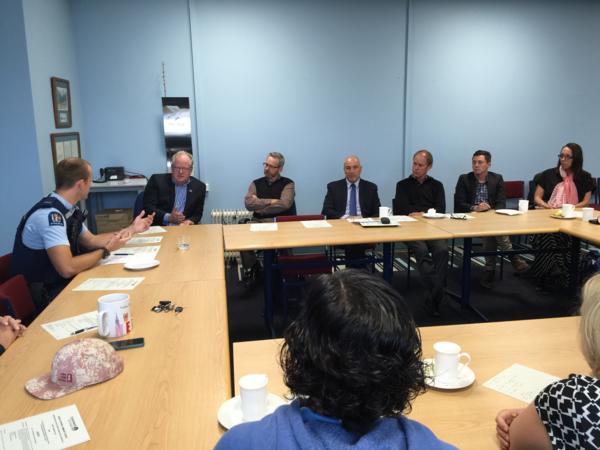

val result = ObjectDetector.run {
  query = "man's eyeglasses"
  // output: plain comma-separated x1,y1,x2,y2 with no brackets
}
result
557,154,573,160
172,166,192,172
263,162,279,169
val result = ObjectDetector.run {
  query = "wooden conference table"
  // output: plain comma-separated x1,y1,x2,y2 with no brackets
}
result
223,218,453,334
0,225,229,448
233,316,589,450
224,209,600,328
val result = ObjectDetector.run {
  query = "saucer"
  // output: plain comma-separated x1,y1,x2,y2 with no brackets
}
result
423,358,476,390
422,213,447,219
550,214,576,220
217,393,288,430
124,259,160,270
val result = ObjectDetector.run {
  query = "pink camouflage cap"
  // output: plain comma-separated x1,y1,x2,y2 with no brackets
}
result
25,338,124,400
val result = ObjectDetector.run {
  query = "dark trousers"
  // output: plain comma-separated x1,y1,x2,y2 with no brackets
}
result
407,239,448,303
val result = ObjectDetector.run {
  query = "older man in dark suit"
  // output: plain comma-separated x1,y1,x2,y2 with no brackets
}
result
454,150,529,288
322,155,380,266
143,151,207,226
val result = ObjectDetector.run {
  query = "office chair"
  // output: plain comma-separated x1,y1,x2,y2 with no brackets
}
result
0,275,37,325
0,253,11,284
133,192,145,217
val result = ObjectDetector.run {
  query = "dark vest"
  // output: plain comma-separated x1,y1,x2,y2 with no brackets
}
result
252,176,295,219
11,196,86,291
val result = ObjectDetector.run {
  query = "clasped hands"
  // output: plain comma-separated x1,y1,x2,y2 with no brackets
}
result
168,208,193,226
0,315,26,350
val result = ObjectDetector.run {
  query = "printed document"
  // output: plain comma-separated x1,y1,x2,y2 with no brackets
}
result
483,363,559,403
41,311,98,340
0,404,90,450
73,277,144,291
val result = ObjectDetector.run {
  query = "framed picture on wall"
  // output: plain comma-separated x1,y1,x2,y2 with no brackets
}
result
50,77,72,128
50,132,80,181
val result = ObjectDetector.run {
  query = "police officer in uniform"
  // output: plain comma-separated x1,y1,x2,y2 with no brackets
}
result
10,157,154,310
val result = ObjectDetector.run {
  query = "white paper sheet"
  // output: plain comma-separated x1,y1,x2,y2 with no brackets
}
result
250,223,278,232
495,209,523,216
73,277,144,291
301,220,332,229
390,215,418,222
41,311,98,340
99,246,160,265
483,363,560,403
0,404,90,450
136,226,167,235
126,236,163,245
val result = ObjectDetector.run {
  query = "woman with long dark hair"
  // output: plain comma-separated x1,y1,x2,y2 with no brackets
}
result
530,143,594,289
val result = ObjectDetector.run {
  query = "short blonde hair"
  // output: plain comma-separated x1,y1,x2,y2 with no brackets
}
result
171,151,193,169
580,274,600,376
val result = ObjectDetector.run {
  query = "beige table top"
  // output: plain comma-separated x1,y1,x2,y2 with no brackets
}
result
233,316,587,450
223,218,452,251
420,209,562,238
70,224,225,285
557,210,600,245
0,280,230,449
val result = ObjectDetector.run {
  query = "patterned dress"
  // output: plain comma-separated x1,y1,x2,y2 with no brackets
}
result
535,374,600,450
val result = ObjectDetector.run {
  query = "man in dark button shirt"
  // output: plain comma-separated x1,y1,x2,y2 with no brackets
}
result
241,152,296,287
394,150,448,316
454,150,529,288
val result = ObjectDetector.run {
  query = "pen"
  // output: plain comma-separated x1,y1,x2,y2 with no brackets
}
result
114,253,133,256
71,326,98,335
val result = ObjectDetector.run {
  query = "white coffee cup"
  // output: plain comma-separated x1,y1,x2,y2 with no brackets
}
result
98,293,132,338
177,235,190,251
518,199,529,213
433,341,471,384
561,203,575,218
239,373,268,422
379,206,392,218
582,207,594,222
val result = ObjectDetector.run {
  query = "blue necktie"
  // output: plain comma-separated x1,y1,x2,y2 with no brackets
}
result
349,183,357,216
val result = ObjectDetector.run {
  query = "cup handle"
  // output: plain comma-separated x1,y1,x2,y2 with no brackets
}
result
98,311,109,337
458,352,471,370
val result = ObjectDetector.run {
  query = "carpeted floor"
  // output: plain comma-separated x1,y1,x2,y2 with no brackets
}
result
226,246,583,343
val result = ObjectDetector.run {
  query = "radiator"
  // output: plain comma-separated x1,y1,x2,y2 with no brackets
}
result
211,209,253,269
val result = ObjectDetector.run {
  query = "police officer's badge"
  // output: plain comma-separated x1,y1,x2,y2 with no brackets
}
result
48,211,64,226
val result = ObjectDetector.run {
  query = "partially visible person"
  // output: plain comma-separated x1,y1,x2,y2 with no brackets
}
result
215,270,456,450
11,157,153,310
454,150,529,288
529,143,594,289
143,151,207,226
394,150,448,316
241,152,296,286
496,273,600,450
0,316,26,356
322,155,381,266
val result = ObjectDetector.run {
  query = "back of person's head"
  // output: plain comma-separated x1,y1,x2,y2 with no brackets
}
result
55,157,91,190
280,270,426,435
580,273,600,376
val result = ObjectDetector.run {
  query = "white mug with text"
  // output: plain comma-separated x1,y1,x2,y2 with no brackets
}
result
98,293,132,338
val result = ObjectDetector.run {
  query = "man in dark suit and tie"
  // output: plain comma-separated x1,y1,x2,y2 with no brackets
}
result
143,151,207,226
322,155,381,265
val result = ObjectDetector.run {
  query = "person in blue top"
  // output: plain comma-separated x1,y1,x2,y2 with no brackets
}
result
10,157,153,311
215,270,457,450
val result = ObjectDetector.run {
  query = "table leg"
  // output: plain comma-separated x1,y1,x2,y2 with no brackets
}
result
263,250,276,337
382,242,393,282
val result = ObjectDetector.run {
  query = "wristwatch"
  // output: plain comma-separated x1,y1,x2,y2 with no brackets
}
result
101,247,110,259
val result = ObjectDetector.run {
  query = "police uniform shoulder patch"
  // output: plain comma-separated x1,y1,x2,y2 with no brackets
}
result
48,211,65,226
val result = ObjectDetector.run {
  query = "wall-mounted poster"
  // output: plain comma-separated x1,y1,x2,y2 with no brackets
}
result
51,77,72,128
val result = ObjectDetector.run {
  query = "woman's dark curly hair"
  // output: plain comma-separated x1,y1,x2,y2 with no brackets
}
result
279,270,426,435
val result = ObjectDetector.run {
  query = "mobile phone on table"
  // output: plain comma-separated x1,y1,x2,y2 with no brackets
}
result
110,337,145,350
